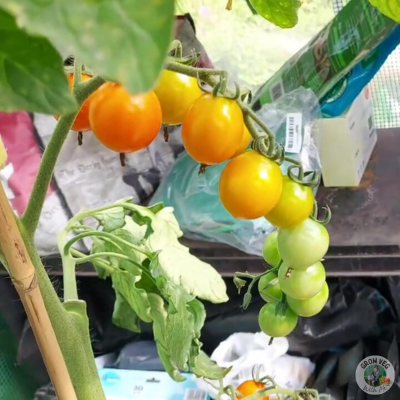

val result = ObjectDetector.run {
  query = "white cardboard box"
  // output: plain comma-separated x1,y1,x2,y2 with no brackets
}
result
315,86,377,187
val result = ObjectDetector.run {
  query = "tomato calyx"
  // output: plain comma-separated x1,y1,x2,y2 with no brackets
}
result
311,202,332,225
286,157,321,188
163,126,169,142
119,153,126,167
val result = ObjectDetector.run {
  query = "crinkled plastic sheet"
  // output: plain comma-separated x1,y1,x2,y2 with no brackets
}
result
150,87,321,255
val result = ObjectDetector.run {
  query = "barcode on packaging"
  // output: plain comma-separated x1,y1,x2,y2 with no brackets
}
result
183,389,208,400
270,80,284,101
285,113,303,154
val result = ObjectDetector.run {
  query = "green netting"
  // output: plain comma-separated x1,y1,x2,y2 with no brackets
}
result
0,317,38,400
333,0,400,128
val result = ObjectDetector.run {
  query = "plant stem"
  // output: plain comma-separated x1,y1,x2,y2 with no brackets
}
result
0,183,77,400
21,75,105,236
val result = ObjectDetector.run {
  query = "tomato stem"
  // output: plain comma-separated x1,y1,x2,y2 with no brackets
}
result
73,58,82,90
21,75,106,237
226,0,233,10
78,131,83,146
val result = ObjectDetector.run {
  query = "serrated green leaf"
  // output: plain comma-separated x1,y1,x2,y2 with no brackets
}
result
112,271,152,323
190,351,232,380
90,239,110,280
147,202,165,215
370,0,400,23
147,293,186,382
249,0,302,28
0,9,76,114
93,207,126,233
112,291,141,333
2,0,175,94
146,207,229,303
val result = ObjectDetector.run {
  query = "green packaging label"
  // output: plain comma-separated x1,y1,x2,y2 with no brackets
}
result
255,0,397,106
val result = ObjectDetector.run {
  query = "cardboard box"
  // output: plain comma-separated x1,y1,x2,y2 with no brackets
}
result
314,86,377,187
99,369,210,400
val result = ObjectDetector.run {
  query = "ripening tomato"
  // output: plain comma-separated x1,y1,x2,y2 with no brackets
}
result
154,70,202,125
181,93,244,165
277,218,330,269
278,261,326,300
232,125,252,157
89,83,162,153
55,73,95,132
237,380,269,400
258,302,298,337
258,272,282,302
219,150,283,219
262,231,281,267
265,176,314,228
287,282,329,317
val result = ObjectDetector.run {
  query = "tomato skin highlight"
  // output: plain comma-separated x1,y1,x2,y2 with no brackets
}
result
261,231,281,267
55,73,95,132
154,70,202,125
258,272,282,302
182,93,244,165
265,176,314,228
277,218,330,269
89,83,162,153
278,261,326,300
219,150,283,219
232,125,252,157
237,380,269,400
287,282,329,317
258,302,298,337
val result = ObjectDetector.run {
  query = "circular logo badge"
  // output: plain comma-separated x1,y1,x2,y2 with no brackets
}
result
355,356,395,395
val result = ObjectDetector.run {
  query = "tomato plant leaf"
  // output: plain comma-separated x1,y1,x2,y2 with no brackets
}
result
0,9,76,114
146,207,229,303
93,207,126,233
112,291,141,333
147,202,165,215
112,271,153,323
190,351,232,380
369,0,400,23
2,0,175,94
249,0,302,28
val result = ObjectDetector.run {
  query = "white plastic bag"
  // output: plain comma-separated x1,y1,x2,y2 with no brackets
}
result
196,332,315,399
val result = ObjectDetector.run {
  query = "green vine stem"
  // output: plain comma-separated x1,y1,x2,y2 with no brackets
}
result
21,74,106,236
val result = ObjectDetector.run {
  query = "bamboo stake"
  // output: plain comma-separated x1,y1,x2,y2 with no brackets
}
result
0,182,77,400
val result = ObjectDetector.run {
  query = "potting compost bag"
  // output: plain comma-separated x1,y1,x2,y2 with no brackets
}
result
150,87,321,256
320,24,400,117
253,0,398,110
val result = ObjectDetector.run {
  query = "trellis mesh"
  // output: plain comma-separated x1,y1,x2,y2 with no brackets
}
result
0,317,37,399
333,0,400,128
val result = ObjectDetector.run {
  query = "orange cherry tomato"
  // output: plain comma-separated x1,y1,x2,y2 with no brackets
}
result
237,380,269,400
232,124,252,157
265,175,314,228
55,73,95,132
181,93,244,165
219,150,283,219
154,70,203,125
89,82,162,153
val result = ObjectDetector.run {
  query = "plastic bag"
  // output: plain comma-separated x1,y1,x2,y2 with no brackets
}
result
196,332,315,400
150,87,321,255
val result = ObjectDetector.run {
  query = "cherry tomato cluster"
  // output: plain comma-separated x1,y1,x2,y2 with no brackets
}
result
258,216,330,338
